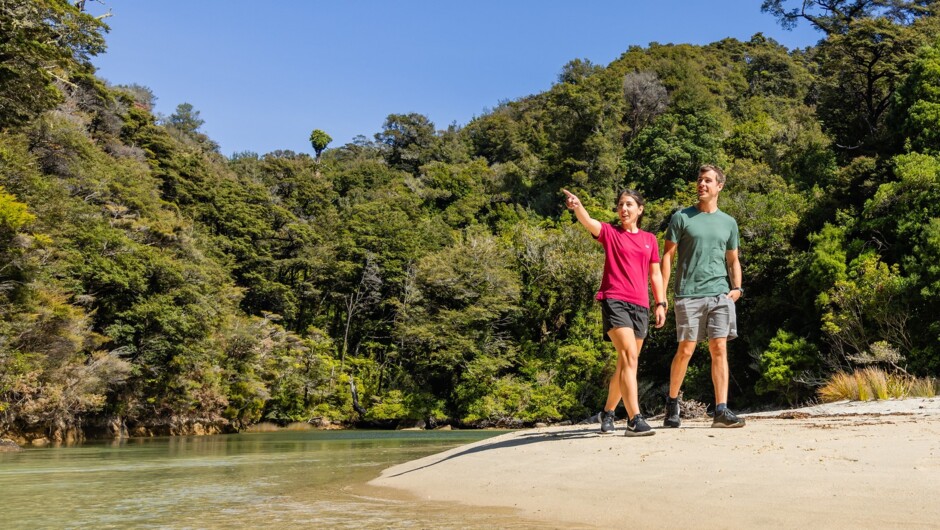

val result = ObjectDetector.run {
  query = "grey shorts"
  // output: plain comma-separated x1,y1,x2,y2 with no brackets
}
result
674,296,737,342
600,299,649,341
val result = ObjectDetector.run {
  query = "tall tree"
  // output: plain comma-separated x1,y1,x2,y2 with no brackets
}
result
309,129,332,162
375,113,439,174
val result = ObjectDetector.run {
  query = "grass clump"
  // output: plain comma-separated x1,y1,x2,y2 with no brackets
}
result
818,372,859,402
818,368,939,402
908,377,938,398
862,367,888,400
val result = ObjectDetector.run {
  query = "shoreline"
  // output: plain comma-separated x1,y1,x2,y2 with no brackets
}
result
370,397,940,528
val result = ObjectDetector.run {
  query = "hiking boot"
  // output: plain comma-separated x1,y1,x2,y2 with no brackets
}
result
600,410,616,434
625,414,655,437
663,398,680,428
712,408,746,428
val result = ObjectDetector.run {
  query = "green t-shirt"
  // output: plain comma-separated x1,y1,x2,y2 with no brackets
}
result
664,206,739,298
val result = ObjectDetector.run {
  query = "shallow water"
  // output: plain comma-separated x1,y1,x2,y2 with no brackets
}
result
0,429,542,528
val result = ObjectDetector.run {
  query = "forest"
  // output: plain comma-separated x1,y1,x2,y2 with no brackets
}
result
2,0,940,442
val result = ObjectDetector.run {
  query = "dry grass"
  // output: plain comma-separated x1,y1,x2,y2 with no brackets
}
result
862,367,888,400
886,373,911,398
819,368,938,403
909,377,938,398
854,371,872,401
819,372,859,402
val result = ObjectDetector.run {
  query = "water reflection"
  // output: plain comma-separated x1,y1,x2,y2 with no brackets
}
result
1,430,546,528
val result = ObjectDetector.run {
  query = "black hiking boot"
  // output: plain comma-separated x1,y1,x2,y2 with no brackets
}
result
663,397,680,428
600,410,616,434
625,414,655,437
712,408,746,428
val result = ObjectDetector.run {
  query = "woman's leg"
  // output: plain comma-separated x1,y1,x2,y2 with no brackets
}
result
603,354,623,412
607,327,641,419
604,338,645,413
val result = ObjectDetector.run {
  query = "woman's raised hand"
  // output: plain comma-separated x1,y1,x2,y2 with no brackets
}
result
562,189,581,210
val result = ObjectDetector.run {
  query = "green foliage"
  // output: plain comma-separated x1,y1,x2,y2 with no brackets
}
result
375,113,440,174
755,330,819,404
309,129,332,160
8,4,940,438
893,40,940,154
820,252,912,366
813,17,928,155
624,111,725,198
0,0,107,128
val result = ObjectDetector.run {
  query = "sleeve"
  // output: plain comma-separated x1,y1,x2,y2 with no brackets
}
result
664,211,682,243
594,222,609,244
649,233,661,264
727,218,739,250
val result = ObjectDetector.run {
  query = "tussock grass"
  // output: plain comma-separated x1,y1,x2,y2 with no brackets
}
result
886,373,911,398
819,368,939,403
862,367,888,400
854,371,872,401
909,377,938,398
819,372,859,402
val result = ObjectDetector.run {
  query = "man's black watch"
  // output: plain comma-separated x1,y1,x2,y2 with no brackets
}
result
731,286,744,296
655,301,667,309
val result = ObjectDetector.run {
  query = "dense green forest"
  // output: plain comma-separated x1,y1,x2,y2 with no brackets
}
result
2,0,940,442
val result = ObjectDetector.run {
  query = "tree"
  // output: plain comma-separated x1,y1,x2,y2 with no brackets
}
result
0,0,107,129
813,17,926,153
375,113,439,174
761,0,936,35
167,102,204,135
622,70,668,141
892,39,940,154
309,129,332,162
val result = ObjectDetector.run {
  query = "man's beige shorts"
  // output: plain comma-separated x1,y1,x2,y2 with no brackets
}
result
674,295,737,342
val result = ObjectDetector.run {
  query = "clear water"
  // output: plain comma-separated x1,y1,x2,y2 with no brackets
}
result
0,429,539,528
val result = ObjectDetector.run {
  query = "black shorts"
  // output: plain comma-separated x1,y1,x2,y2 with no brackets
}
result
600,299,650,341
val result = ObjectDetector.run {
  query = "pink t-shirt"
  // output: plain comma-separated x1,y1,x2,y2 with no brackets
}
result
594,223,660,308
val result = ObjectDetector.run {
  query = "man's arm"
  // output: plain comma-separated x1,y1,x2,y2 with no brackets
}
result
661,240,677,295
726,248,742,302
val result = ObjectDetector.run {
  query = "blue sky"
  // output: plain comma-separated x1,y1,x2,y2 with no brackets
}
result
87,1,823,157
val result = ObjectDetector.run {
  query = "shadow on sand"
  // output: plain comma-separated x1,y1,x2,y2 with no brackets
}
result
386,427,609,478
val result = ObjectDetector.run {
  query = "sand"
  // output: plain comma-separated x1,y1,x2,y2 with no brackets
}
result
370,398,940,528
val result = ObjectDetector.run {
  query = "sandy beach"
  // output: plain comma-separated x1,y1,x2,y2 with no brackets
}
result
370,398,940,528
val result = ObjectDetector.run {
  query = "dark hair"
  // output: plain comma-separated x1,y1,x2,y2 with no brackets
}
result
699,164,726,184
612,188,645,228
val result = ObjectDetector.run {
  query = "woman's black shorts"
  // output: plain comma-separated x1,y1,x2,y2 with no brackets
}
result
600,298,649,341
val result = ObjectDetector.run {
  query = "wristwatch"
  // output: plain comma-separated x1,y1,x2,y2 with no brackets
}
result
731,286,744,296
655,301,667,309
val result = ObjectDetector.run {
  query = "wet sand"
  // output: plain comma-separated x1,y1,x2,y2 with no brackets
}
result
370,398,940,528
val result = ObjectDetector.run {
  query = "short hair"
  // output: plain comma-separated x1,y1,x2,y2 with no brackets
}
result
699,164,725,185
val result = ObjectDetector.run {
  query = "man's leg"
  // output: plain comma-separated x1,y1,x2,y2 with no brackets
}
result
708,330,744,427
668,341,697,399
708,337,729,404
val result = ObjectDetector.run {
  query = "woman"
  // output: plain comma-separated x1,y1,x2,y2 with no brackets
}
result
563,188,666,436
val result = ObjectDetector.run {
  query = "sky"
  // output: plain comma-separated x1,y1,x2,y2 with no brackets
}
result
86,1,824,157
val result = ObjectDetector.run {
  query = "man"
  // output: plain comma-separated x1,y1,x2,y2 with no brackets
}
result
661,165,745,428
